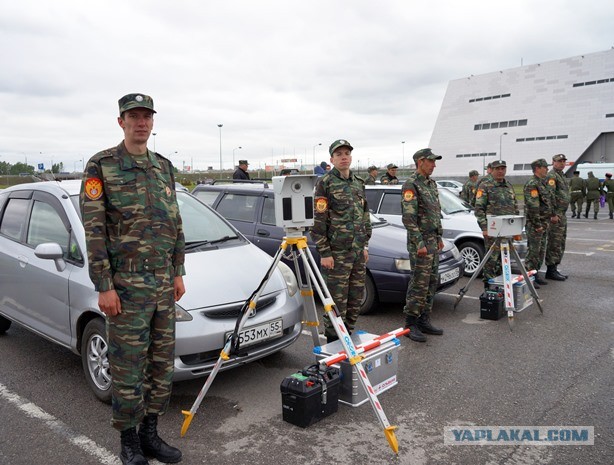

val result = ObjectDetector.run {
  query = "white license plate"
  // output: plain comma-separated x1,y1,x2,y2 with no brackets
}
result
225,318,283,347
440,267,460,284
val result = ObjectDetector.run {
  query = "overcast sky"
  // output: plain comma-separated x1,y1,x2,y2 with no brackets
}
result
1,0,613,173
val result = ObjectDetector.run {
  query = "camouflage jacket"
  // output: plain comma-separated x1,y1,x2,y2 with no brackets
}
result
568,176,585,195
365,174,376,185
603,179,614,196
474,178,519,232
460,179,477,203
585,176,602,199
401,173,442,251
380,173,399,185
524,175,554,225
545,168,570,214
471,174,492,206
80,141,186,292
311,168,372,258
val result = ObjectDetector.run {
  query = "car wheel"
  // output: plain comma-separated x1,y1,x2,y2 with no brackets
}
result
458,241,485,277
359,273,378,315
0,315,11,334
81,318,112,404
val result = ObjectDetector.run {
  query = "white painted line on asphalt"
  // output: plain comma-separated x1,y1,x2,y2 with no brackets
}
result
565,251,595,255
0,382,120,465
567,237,614,242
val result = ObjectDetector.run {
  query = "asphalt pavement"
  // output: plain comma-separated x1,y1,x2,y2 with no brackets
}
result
1,215,612,465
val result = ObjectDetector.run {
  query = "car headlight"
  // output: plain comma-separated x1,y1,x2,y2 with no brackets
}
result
451,245,461,260
395,258,412,271
175,303,193,322
277,261,298,296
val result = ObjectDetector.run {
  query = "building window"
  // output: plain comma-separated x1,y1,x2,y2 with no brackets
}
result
474,124,482,130
513,164,524,171
572,78,613,88
491,122,499,129
482,123,491,129
500,121,508,128
509,121,518,127
469,93,511,103
556,135,568,139
516,138,525,142
518,119,528,126
606,113,614,118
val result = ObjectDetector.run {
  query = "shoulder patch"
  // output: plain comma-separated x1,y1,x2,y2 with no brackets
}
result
315,196,328,213
84,177,103,201
530,189,539,198
402,189,415,202
548,178,556,187
476,189,483,199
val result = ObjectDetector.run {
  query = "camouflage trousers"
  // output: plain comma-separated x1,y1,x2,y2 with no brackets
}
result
525,220,548,272
322,248,366,338
482,236,504,284
569,192,583,215
403,236,440,318
107,267,176,431
546,214,567,266
607,193,614,213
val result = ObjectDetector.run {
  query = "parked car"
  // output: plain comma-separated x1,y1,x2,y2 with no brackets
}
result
435,179,464,197
0,180,303,402
364,185,527,277
191,182,465,314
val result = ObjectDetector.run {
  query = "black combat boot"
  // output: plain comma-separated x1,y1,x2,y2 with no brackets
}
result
584,208,589,218
139,414,182,463
545,265,566,281
555,264,568,279
610,212,613,219
120,427,149,465
571,211,576,218
534,273,548,286
594,212,598,220
417,313,443,335
404,316,426,342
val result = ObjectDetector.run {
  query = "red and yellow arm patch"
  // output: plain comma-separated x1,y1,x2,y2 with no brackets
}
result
403,189,415,202
530,189,539,198
548,178,556,187
476,189,483,199
84,177,103,201
315,197,328,213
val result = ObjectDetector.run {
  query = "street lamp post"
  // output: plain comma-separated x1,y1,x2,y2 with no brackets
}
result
233,146,242,169
217,124,223,172
401,141,405,170
499,132,508,161
152,133,157,153
312,143,322,167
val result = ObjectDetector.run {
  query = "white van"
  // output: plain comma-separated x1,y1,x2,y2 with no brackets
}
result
575,163,614,181
364,185,528,277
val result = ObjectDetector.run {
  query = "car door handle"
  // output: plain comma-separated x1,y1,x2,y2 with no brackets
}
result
17,255,29,268
256,229,270,237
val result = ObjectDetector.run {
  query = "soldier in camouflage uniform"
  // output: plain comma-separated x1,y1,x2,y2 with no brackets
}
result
473,160,520,289
311,139,371,343
568,171,586,218
401,148,444,342
365,165,378,185
524,159,557,286
460,170,479,203
80,93,185,465
584,171,602,219
604,173,614,219
380,163,399,184
545,154,570,281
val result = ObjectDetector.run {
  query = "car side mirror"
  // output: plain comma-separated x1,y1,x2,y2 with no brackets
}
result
34,242,67,272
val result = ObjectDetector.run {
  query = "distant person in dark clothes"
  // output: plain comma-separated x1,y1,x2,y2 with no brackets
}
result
233,160,250,180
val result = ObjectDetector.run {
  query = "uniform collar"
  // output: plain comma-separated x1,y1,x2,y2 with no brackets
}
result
331,166,354,181
117,141,161,170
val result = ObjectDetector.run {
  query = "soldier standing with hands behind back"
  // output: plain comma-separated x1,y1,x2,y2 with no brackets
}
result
545,154,570,281
569,171,585,218
311,139,372,343
401,148,444,342
80,93,185,465
524,158,557,286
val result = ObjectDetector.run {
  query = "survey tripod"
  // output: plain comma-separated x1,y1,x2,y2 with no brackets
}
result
180,226,400,454
453,218,544,330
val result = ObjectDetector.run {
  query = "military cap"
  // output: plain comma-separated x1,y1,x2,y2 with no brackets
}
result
491,160,506,168
413,148,442,162
573,170,580,174
552,153,567,162
486,162,493,169
530,158,549,169
118,93,156,115
469,170,479,177
606,173,612,178
368,165,378,171
329,139,353,155
238,160,249,165
387,163,398,169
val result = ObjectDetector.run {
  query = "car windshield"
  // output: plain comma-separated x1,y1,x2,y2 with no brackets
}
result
70,192,239,245
438,188,470,214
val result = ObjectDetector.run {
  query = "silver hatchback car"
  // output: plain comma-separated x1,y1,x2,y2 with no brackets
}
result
0,180,303,402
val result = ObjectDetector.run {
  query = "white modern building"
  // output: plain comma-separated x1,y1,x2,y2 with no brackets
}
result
429,49,614,177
